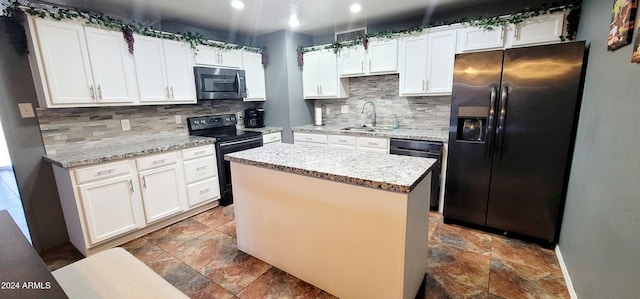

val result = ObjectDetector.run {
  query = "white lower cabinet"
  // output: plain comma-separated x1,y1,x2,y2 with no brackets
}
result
52,145,219,256
356,136,389,153
293,132,329,147
137,156,188,223
77,169,145,244
295,132,389,153
328,135,356,151
263,132,282,144
182,145,220,207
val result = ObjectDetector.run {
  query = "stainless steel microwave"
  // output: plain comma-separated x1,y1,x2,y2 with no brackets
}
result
194,66,247,100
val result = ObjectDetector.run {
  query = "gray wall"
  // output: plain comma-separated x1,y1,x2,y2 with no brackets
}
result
254,30,312,143
0,19,68,252
558,0,640,298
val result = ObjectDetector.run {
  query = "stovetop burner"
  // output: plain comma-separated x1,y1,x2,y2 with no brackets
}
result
187,114,261,142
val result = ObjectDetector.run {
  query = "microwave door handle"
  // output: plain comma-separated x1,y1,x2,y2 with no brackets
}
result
235,73,241,97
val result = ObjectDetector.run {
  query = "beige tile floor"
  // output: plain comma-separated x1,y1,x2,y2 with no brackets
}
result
41,205,570,298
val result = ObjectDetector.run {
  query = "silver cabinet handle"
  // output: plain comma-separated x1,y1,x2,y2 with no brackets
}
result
128,179,134,194
320,86,322,95
151,159,167,165
166,86,170,98
95,169,115,176
317,86,320,95
422,79,425,91
142,176,147,189
195,150,205,155
196,166,207,172
369,60,371,71
199,188,211,195
367,142,377,146
361,61,364,71
97,84,103,100
170,86,174,98
89,85,96,101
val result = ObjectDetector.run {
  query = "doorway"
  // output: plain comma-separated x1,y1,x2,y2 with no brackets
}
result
0,119,30,242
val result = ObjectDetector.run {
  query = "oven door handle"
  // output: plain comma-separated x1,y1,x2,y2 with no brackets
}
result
219,136,263,148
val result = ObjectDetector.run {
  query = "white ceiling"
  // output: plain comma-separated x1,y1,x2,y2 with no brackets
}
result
32,0,522,36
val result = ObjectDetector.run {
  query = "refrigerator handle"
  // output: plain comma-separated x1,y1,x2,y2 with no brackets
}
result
496,86,508,158
485,87,497,160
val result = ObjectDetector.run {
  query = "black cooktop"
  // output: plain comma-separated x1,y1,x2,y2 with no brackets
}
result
187,114,261,142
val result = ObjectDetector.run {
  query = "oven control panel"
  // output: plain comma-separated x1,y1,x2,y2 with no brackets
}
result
188,114,237,131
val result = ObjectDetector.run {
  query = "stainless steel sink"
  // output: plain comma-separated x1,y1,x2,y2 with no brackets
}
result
340,126,377,132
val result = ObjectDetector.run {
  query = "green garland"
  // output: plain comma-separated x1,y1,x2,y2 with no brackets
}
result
296,0,581,66
1,1,266,65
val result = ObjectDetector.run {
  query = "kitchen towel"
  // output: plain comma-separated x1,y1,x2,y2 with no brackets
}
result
314,107,322,126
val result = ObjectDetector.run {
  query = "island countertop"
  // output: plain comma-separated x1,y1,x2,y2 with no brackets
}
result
44,134,215,168
225,143,436,193
293,124,448,143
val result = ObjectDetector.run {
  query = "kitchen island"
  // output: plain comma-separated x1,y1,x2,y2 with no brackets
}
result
225,143,436,299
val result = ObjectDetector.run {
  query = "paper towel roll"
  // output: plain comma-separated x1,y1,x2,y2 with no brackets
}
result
314,107,323,126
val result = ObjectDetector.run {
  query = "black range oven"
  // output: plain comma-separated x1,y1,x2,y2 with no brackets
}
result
188,114,262,206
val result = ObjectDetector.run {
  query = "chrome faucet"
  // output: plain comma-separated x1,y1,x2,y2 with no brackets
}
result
361,101,376,127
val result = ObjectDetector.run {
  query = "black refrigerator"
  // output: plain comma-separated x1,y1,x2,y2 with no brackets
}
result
443,41,586,244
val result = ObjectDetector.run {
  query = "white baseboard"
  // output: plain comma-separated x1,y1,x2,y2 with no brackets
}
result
555,245,578,299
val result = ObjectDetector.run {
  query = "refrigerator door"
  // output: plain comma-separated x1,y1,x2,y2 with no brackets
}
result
485,42,585,241
444,50,504,225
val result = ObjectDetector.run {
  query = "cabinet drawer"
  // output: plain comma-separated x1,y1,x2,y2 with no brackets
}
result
75,160,132,185
182,145,215,161
357,137,389,150
136,151,179,171
187,177,220,207
263,132,282,144
183,156,217,184
328,135,356,146
294,132,327,144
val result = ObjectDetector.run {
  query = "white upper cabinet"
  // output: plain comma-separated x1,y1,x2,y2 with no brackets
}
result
29,18,137,107
194,45,242,68
458,26,506,52
506,12,565,47
399,28,457,96
338,39,398,77
303,49,348,99
134,35,196,104
242,51,266,101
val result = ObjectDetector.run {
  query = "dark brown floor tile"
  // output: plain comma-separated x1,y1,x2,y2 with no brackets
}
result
145,251,215,296
202,242,272,294
193,205,235,229
491,237,560,274
168,230,230,273
144,218,215,252
428,245,490,293
217,220,237,237
488,259,569,299
187,279,236,299
39,243,85,271
429,211,443,223
430,223,492,254
420,271,488,299
428,221,438,241
237,267,322,299
120,237,165,263
316,290,339,299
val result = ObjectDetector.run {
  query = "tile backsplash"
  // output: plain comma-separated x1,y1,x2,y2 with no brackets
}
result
37,100,260,154
315,74,451,131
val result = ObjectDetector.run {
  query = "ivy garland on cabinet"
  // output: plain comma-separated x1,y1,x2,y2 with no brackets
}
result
1,1,269,68
296,0,582,67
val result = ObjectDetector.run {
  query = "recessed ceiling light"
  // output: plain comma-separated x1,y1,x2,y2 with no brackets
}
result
350,3,362,13
289,15,300,27
231,0,244,10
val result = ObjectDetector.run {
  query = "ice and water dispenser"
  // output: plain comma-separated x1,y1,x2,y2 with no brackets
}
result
456,107,489,142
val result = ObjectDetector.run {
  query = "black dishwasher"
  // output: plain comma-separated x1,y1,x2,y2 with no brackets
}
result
390,139,442,210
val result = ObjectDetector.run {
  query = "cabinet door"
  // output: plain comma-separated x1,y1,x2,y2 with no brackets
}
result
459,26,505,52
368,39,398,74
139,165,187,223
318,50,339,97
220,50,242,68
509,12,564,47
163,40,196,103
398,34,428,96
242,51,266,101
33,19,94,105
426,30,457,95
339,46,366,77
302,51,321,98
84,27,137,104
133,35,169,102
78,174,144,244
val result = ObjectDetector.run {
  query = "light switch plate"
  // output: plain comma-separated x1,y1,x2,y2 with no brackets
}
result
18,103,35,118
175,115,182,124
341,105,349,113
121,119,131,131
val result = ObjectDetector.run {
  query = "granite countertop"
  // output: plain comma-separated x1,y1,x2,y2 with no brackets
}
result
44,135,216,168
292,124,448,143
241,126,282,134
225,143,436,193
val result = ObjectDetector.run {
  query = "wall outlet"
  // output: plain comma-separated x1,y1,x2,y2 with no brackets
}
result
175,115,182,124
18,103,35,118
341,105,349,114
326,107,330,115
121,119,131,131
